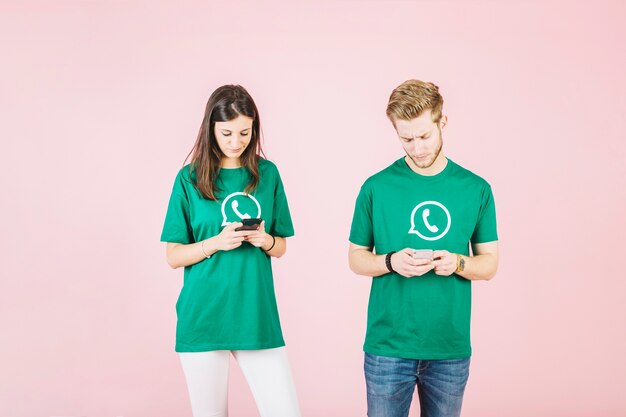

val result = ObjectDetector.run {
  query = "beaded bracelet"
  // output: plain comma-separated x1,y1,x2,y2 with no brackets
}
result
385,251,396,273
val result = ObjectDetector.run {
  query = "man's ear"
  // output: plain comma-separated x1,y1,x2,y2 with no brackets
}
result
439,115,448,129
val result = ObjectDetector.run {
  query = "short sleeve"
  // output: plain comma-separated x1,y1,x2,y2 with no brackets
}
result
269,169,294,238
471,183,498,244
349,182,374,248
160,171,194,244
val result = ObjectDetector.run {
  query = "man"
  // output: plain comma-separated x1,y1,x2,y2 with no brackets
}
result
348,80,499,417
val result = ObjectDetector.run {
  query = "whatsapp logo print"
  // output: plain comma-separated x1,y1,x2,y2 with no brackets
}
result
221,192,262,226
409,201,451,241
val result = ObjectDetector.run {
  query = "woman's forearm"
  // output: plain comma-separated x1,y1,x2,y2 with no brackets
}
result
262,235,286,258
166,233,287,268
166,237,219,269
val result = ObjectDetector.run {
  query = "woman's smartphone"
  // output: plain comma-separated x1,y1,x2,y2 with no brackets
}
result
412,249,433,260
235,218,262,231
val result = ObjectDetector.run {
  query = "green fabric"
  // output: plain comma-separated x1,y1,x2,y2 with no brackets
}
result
161,159,294,352
349,158,498,360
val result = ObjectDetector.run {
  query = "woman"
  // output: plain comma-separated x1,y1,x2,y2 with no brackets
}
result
160,85,301,417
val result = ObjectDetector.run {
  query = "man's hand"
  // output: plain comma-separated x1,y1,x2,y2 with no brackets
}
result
391,248,435,278
431,250,458,276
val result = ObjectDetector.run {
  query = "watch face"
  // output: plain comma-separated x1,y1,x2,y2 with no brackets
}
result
459,257,465,271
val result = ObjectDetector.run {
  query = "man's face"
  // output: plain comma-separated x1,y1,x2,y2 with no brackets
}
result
393,110,447,169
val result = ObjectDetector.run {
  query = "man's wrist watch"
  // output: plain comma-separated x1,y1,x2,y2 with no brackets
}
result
455,254,465,273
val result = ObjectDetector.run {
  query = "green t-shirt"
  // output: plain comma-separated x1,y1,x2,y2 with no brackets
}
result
160,158,294,352
349,157,498,360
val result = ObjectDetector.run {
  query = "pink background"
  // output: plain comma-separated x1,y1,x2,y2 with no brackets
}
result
1,1,625,416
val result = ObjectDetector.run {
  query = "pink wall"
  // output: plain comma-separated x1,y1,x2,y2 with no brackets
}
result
1,1,625,416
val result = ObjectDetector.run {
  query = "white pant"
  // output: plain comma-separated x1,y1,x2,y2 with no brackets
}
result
178,347,302,417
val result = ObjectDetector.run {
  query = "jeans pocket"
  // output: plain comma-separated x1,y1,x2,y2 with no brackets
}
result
364,353,415,400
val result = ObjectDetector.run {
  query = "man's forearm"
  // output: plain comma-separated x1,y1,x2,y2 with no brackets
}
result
455,253,498,281
349,249,389,277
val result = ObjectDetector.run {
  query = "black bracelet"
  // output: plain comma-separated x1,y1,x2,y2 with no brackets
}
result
264,234,276,252
385,251,396,273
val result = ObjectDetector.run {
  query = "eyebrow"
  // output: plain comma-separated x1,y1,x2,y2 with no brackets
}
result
402,130,431,139
220,128,251,132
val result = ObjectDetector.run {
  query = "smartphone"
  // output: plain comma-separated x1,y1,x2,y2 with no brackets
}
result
412,249,434,260
234,218,262,231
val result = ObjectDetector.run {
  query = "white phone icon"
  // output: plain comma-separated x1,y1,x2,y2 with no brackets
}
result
422,208,439,233
231,200,251,219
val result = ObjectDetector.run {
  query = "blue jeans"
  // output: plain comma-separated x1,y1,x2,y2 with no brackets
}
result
364,352,470,417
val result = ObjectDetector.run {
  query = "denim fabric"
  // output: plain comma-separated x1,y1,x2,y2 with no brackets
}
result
365,352,470,417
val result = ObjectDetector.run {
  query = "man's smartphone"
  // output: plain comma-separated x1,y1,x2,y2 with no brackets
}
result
412,249,434,261
234,218,262,231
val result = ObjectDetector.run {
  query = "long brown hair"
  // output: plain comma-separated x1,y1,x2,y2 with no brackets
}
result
182,85,265,200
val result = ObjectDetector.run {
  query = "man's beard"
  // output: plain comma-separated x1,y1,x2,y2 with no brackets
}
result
406,130,443,169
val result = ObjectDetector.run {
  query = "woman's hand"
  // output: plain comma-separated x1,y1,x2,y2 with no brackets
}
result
244,220,271,249
212,222,252,251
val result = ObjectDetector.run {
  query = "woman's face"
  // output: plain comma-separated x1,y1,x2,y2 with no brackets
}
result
214,115,254,163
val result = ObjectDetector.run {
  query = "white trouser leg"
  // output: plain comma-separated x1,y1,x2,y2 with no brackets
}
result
233,347,302,417
178,350,230,417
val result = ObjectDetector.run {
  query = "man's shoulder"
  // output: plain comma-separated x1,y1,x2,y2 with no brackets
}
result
448,159,492,189
361,158,404,188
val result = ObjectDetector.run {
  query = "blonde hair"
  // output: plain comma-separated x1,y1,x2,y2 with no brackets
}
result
386,80,443,123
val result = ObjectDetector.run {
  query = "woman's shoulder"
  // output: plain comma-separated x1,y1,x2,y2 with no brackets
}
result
176,163,193,179
172,164,197,191
258,157,280,174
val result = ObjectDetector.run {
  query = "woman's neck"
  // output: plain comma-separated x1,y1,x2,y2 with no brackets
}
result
221,157,241,168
